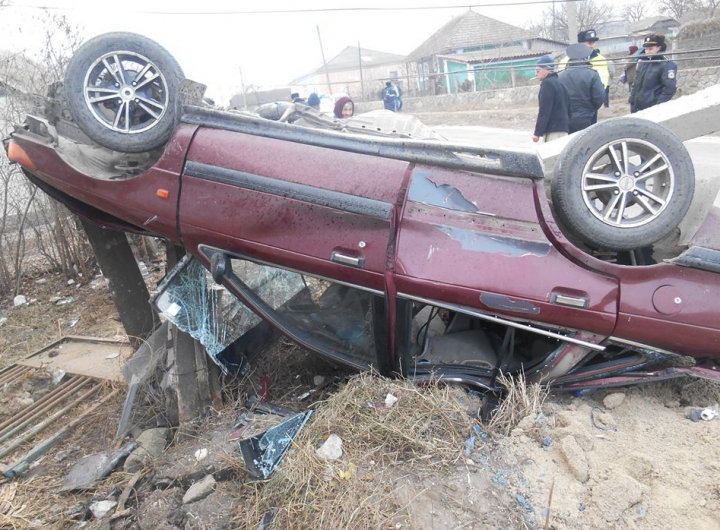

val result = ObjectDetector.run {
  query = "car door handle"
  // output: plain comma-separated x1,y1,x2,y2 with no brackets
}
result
550,292,589,309
331,251,365,268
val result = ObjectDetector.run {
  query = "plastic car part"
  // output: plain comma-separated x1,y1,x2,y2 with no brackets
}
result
551,117,695,251
64,32,184,152
238,411,312,479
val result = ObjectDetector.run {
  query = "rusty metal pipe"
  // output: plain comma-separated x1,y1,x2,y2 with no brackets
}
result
0,365,28,386
0,375,84,433
0,377,91,443
0,383,102,461
4,388,120,477
0,364,26,382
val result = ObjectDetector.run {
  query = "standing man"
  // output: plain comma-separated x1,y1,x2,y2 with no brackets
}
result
630,34,677,113
533,55,571,143
559,30,609,122
559,44,605,133
383,81,400,112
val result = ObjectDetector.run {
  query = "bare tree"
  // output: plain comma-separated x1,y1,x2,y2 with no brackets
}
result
528,0,615,43
622,2,649,22
660,0,700,19
695,0,720,17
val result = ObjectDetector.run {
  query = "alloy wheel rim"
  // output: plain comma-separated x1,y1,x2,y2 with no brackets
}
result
581,138,675,228
83,51,169,134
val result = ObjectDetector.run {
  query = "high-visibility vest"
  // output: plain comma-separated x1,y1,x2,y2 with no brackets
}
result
557,53,611,88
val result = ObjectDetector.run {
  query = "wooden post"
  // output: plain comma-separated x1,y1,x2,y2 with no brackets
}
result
163,243,222,424
81,221,158,349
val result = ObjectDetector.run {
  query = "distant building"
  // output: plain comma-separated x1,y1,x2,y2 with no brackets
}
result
288,46,406,101
405,10,561,95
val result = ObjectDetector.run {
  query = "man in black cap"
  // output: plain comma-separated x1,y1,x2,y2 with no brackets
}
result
559,44,605,133
533,55,571,143
629,34,677,113
559,29,610,120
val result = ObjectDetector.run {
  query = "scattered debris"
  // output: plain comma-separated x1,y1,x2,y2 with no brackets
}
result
313,375,326,387
67,279,75,286
59,442,137,492
105,352,120,360
686,405,719,422
385,393,398,408
90,500,117,519
603,392,626,410
591,406,618,431
123,428,170,472
68,317,79,327
182,474,216,504
316,433,343,460
55,296,75,306
0,317,7,327
49,366,65,385
194,448,209,462
239,411,312,479
13,295,26,307
465,424,487,456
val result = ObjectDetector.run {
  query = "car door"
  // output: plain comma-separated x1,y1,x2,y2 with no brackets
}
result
176,121,409,371
394,165,620,337
178,126,409,293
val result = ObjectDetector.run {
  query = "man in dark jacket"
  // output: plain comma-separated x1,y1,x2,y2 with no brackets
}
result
559,44,605,133
630,34,677,113
533,55,571,143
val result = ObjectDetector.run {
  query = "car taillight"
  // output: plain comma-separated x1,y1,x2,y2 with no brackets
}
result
7,141,36,171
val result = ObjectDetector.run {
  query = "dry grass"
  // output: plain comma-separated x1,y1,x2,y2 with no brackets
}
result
486,371,548,436
233,372,475,530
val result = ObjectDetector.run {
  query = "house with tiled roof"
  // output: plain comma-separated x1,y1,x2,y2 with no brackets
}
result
288,46,406,101
406,10,564,94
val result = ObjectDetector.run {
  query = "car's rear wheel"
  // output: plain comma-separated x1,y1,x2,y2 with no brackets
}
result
552,118,695,251
64,32,184,153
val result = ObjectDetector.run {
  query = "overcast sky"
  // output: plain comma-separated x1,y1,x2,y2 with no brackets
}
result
2,0,580,102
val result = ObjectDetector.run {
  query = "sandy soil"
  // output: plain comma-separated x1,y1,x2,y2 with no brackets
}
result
1,106,720,529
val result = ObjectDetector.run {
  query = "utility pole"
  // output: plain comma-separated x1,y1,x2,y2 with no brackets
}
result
317,25,333,95
358,42,364,101
567,0,578,44
238,67,247,110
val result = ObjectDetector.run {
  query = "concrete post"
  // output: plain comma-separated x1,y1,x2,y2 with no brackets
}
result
80,221,158,350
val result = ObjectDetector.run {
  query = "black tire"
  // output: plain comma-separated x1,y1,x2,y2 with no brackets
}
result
551,118,694,251
64,32,184,153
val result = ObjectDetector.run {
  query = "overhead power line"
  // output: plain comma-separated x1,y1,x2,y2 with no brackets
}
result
6,0,584,16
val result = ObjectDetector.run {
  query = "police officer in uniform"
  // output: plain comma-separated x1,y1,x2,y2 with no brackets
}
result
630,34,677,113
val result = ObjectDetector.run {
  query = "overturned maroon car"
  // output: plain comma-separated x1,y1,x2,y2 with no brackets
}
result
5,32,720,393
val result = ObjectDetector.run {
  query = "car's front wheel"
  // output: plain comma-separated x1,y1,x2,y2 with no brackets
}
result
64,32,184,153
551,118,695,251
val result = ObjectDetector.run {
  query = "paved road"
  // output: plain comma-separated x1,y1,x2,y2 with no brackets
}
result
435,125,720,208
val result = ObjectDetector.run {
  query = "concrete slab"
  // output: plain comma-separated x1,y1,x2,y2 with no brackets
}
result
18,336,132,382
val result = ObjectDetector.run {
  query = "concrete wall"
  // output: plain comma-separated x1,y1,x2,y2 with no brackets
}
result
356,65,720,113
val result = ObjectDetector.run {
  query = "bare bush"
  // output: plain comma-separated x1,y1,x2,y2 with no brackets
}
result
0,11,92,296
